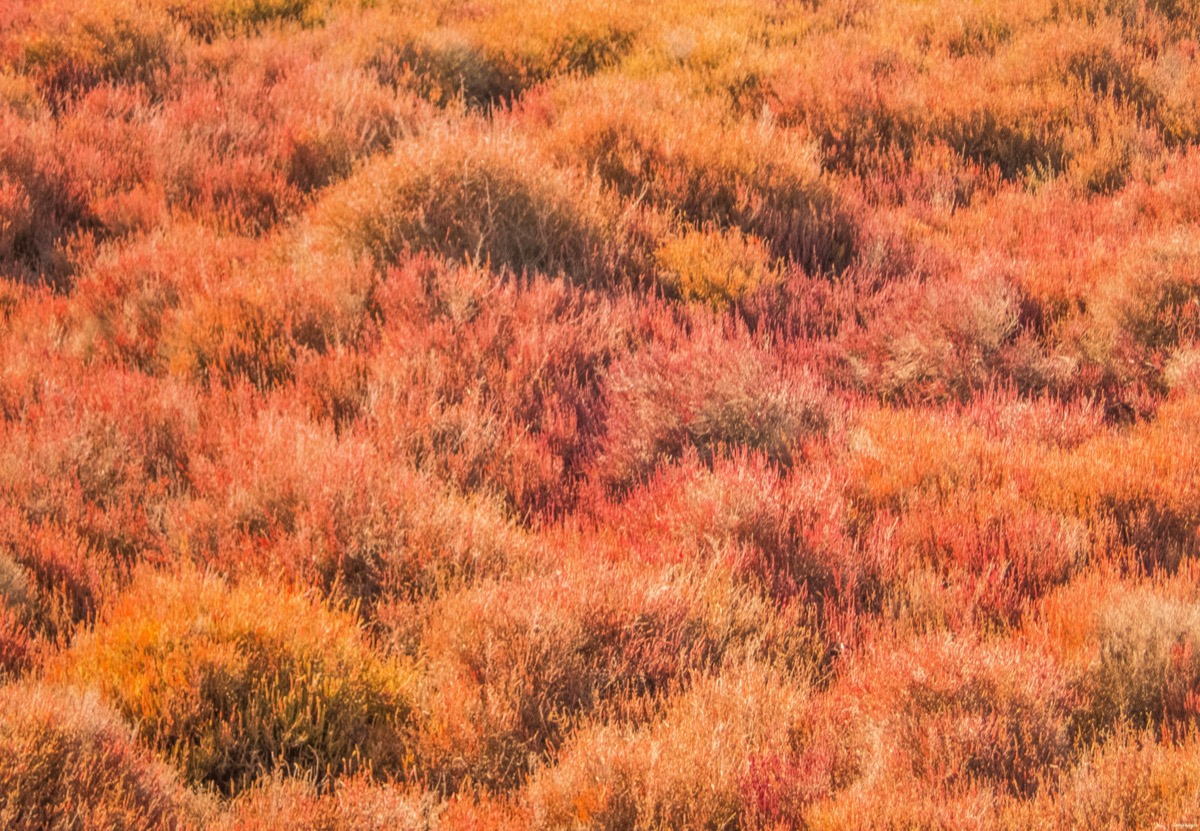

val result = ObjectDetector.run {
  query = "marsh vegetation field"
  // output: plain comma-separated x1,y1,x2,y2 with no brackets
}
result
3,0,1200,827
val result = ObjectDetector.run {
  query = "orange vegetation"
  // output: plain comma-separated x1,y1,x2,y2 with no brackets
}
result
3,0,1200,828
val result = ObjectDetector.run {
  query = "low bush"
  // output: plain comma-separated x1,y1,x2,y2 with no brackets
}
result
1165,344,1200,393
0,683,207,831
160,246,376,389
166,0,325,38
364,1,641,108
526,666,829,831
536,75,857,273
0,554,35,674
0,109,95,285
0,515,117,650
0,362,198,557
654,226,778,308
174,403,524,607
765,10,1162,192
148,48,423,232
416,558,821,793
367,256,640,518
855,268,1025,402
1033,395,1200,569
597,317,835,492
833,633,1074,798
312,123,660,285
1070,586,1200,738
4,0,1200,823
219,776,431,831
0,365,204,647
69,226,253,371
58,568,418,794
886,490,1087,629
163,281,297,387
1086,229,1200,386
1052,728,1200,829
594,451,853,603
17,0,180,102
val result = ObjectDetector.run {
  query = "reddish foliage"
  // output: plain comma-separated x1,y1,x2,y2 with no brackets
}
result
4,0,1200,826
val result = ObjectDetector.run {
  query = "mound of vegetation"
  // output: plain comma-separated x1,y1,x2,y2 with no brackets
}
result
0,683,207,830
58,569,417,795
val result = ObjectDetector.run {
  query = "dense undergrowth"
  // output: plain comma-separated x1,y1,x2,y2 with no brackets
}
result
3,0,1200,827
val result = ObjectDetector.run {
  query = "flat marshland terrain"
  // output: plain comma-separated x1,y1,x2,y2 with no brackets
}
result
4,0,1200,827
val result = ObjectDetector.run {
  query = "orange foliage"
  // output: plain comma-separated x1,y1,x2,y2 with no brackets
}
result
4,0,1200,825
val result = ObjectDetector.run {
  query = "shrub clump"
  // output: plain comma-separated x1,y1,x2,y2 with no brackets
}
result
218,776,431,831
800,633,1074,825
17,1,181,101
654,227,778,308
366,256,640,519
597,452,853,603
0,110,95,284
527,667,828,831
57,569,417,795
312,124,659,285
1087,229,1200,384
165,0,324,38
172,404,524,608
365,1,641,108
0,683,207,831
160,247,377,390
415,559,819,792
597,320,834,491
1074,586,1200,738
1053,729,1200,829
538,76,857,274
